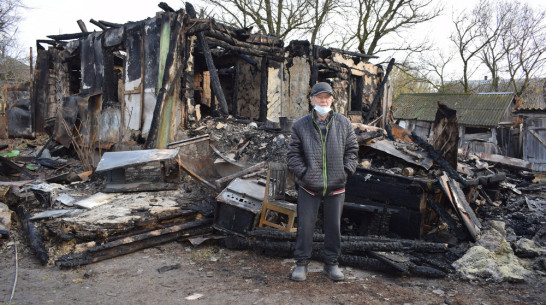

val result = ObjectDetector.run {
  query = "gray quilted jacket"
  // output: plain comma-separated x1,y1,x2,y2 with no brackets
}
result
287,110,359,196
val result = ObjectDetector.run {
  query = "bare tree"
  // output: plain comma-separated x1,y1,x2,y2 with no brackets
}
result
450,0,496,93
340,0,441,57
202,0,340,43
476,1,513,92
417,49,455,92
0,0,24,58
501,2,546,96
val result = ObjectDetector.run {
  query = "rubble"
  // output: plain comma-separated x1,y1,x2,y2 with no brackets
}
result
0,1,544,286
453,221,532,283
1,115,545,283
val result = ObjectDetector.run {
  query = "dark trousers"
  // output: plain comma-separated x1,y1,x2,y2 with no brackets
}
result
294,187,344,266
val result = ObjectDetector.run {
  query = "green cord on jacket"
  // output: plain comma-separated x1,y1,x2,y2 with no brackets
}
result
312,111,333,196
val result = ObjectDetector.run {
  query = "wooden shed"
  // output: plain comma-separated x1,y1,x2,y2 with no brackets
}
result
514,108,546,171
392,93,519,156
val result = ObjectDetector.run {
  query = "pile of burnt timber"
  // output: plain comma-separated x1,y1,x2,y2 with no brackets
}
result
224,228,450,278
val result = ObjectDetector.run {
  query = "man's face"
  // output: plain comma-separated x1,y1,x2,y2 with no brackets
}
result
311,93,334,107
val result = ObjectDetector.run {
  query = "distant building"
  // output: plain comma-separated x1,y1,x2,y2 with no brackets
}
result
393,93,520,157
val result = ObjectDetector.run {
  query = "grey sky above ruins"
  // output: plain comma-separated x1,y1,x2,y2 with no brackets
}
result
17,0,545,82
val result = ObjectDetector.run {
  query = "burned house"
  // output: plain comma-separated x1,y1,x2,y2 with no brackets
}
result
25,2,389,157
392,93,520,156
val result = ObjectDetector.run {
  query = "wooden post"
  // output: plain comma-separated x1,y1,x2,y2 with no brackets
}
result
186,3,229,116
77,19,88,32
232,61,240,117
259,56,268,122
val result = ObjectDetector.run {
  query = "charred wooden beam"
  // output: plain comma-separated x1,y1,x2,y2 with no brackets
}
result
0,156,37,180
77,19,88,32
364,58,395,123
408,254,454,273
202,29,282,53
249,236,447,253
47,32,92,40
311,46,318,85
432,102,459,169
55,219,213,268
410,132,467,187
232,61,240,117
367,250,410,273
316,63,342,73
186,3,229,116
98,20,123,28
250,228,448,250
339,254,394,272
214,161,267,190
89,19,107,31
203,37,284,62
16,205,48,265
238,54,258,66
427,197,468,240
223,235,444,277
259,56,268,122
158,2,175,12
330,48,378,59
185,19,283,47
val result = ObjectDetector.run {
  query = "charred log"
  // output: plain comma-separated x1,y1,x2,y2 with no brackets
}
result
249,228,447,252
77,19,88,32
158,2,175,12
203,37,283,62
427,197,468,240
330,48,378,59
47,32,92,40
56,219,212,268
89,19,107,31
249,238,446,253
0,155,37,180
364,58,394,124
339,254,394,272
259,56,268,122
232,61,240,117
409,131,467,187
98,20,123,28
16,205,48,265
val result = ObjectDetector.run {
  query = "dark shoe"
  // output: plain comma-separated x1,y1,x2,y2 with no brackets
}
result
323,264,344,281
290,265,308,281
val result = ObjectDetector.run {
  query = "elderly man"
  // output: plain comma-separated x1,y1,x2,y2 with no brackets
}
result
287,82,359,281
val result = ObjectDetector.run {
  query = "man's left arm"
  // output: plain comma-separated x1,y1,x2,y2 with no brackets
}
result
343,120,359,176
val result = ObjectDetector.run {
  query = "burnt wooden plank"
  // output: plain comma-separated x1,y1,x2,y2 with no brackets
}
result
55,219,213,268
102,182,179,193
16,205,48,265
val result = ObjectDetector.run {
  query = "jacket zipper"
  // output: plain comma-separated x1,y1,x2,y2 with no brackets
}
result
313,112,333,196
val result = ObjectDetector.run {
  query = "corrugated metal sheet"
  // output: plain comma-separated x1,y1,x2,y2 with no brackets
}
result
393,93,515,127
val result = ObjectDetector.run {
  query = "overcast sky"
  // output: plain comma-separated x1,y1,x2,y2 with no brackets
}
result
16,0,545,81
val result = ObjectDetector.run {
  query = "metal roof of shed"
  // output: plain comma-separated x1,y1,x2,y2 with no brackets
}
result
392,93,515,127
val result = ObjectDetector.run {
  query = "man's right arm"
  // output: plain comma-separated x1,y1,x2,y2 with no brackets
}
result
287,124,307,179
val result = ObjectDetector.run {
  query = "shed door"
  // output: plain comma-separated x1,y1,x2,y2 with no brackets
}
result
523,117,546,171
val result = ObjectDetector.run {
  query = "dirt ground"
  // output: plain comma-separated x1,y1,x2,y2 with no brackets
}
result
1,238,544,305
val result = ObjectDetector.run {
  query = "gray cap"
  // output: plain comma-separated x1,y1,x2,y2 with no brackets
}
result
310,82,333,96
